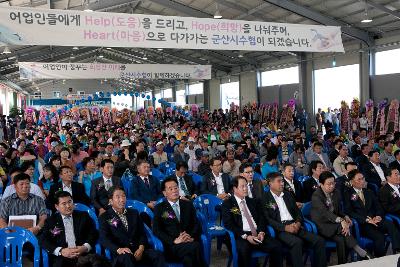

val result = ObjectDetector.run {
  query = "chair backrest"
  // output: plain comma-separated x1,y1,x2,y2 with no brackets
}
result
156,197,166,205
191,173,203,186
151,168,166,181
125,199,154,220
158,161,176,174
121,169,135,197
74,203,99,229
0,226,41,267
263,185,270,192
193,194,223,224
253,172,263,181
301,202,312,219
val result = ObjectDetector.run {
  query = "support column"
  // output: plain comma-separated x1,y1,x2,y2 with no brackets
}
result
239,71,258,107
171,82,177,102
359,42,373,105
298,52,314,128
209,78,221,111
203,80,210,110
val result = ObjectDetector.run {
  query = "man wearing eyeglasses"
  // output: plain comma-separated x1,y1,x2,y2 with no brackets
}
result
239,163,264,200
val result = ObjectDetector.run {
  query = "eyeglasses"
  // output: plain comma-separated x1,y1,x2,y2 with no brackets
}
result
244,171,254,174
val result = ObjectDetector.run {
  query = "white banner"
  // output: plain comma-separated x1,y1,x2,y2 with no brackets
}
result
18,62,211,80
0,6,344,52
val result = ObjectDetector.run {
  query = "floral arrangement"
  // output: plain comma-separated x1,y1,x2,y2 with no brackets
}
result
162,211,176,219
50,226,62,236
386,99,399,133
108,217,119,227
350,194,358,201
350,98,360,131
365,99,374,129
340,101,350,133
266,202,278,210
230,207,241,215
376,99,388,135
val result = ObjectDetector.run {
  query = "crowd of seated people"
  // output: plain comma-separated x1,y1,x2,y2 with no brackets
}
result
2,106,400,267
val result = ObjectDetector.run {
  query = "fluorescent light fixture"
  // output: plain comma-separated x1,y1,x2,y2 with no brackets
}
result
2,46,11,54
143,54,148,60
106,47,111,50
214,3,222,19
157,48,163,51
361,17,372,23
72,46,79,50
98,54,104,58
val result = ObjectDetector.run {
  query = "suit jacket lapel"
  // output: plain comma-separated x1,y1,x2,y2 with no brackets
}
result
55,213,67,246
266,191,281,221
231,197,243,228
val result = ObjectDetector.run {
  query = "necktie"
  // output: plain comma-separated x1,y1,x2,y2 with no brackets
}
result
144,177,150,188
248,183,254,198
105,179,112,191
179,177,190,196
117,211,129,231
240,200,257,237
172,203,180,221
358,190,366,205
63,216,76,248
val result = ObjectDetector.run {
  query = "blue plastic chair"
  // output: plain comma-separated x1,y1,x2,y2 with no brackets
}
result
367,183,379,195
74,203,101,254
225,226,276,267
121,168,135,198
158,162,176,175
301,202,340,261
151,168,166,181
152,219,209,267
193,194,225,254
263,185,270,192
190,172,203,190
156,197,166,205
0,226,49,267
253,172,263,181
126,199,154,220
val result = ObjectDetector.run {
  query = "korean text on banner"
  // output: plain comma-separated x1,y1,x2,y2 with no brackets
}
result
0,6,344,52
18,62,212,80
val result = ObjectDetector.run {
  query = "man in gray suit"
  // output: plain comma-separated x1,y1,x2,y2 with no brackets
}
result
306,142,332,171
310,171,371,264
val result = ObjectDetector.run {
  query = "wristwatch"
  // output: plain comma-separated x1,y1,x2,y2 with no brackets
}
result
241,234,248,240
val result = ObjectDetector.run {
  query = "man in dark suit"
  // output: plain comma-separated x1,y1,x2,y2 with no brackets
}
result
329,139,343,164
389,150,400,173
263,172,326,267
355,144,370,168
48,165,90,211
173,143,190,165
200,157,231,200
302,160,324,202
310,171,370,264
39,191,106,267
153,177,205,267
344,169,400,257
222,176,283,267
167,161,197,200
130,160,162,209
281,163,303,207
361,150,387,188
99,186,165,267
350,133,362,159
239,163,264,200
90,159,121,215
379,166,400,216
336,162,358,199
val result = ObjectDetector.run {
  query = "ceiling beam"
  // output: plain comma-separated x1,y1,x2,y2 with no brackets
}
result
263,0,373,45
146,0,210,18
366,0,400,20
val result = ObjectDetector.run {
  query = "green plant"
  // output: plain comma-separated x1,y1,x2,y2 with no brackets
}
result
9,106,24,118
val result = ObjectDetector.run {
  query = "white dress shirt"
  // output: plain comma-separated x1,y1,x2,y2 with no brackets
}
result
271,191,294,222
388,183,400,197
213,172,225,194
53,214,91,256
247,182,253,198
371,162,386,182
234,195,257,232
62,182,73,196
284,178,296,193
